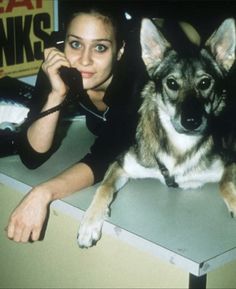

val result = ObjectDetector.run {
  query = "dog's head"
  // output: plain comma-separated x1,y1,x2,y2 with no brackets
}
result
140,18,236,135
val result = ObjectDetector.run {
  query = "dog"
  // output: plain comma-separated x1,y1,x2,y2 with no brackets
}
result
78,17,236,248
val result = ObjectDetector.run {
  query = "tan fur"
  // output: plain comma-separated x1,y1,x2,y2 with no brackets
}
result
220,163,236,216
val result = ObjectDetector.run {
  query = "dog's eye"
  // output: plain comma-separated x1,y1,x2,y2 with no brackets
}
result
198,78,211,90
166,79,179,91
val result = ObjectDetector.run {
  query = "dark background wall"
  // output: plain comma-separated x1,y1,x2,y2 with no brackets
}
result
58,0,236,41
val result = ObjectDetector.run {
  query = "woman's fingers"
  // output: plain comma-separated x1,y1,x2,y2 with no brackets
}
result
42,47,71,97
31,227,42,242
6,188,50,243
43,47,70,72
7,218,43,243
21,227,34,243
7,216,31,243
13,225,25,242
6,222,15,240
7,222,42,243
44,47,65,61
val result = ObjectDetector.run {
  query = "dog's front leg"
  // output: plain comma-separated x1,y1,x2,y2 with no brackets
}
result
78,160,129,248
220,163,236,217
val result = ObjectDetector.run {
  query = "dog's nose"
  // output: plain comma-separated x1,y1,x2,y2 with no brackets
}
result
181,97,204,131
181,115,202,130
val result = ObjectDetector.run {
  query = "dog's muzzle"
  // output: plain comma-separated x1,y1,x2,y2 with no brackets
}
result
173,97,207,135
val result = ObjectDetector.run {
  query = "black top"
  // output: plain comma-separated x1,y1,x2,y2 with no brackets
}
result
17,55,147,183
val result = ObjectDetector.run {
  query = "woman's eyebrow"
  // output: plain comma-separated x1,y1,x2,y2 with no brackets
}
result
67,34,112,43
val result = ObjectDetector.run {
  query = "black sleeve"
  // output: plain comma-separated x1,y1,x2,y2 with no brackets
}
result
80,106,138,183
17,68,62,169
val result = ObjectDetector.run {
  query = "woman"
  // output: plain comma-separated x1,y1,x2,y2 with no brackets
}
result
6,4,145,243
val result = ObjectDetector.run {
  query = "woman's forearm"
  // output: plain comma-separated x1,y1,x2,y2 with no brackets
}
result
27,91,63,153
39,162,95,202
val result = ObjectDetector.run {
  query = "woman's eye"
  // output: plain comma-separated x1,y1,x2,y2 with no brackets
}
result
198,77,212,90
95,44,107,53
166,78,179,91
70,41,81,49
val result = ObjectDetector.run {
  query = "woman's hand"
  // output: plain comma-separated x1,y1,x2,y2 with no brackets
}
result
6,186,52,243
42,47,71,104
6,163,94,243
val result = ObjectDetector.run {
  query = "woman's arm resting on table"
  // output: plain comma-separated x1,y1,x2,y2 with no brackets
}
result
6,162,94,243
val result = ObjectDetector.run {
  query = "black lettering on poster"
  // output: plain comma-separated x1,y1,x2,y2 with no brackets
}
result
0,13,51,67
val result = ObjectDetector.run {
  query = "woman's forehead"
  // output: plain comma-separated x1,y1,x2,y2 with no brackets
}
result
68,13,115,41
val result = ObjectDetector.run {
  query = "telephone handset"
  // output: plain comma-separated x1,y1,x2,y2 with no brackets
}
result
59,66,83,100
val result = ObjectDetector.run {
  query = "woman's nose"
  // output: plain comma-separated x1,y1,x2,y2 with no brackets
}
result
79,48,92,66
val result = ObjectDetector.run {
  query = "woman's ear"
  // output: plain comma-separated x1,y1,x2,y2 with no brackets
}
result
117,41,125,60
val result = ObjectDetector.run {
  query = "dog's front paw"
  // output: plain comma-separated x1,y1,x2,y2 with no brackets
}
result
225,200,236,218
222,200,236,218
77,209,106,248
220,181,236,218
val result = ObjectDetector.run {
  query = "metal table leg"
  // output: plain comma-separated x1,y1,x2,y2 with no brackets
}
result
189,273,207,289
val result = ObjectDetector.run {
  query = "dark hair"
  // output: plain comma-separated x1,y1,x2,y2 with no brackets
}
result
61,1,127,49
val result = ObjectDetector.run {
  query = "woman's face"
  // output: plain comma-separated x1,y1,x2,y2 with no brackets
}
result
64,13,119,91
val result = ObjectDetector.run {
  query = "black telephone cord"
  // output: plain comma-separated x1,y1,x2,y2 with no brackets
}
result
31,101,66,122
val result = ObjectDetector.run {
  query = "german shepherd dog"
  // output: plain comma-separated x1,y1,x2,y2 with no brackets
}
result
78,18,236,248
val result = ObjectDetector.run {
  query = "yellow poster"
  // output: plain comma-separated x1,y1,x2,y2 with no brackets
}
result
0,0,55,78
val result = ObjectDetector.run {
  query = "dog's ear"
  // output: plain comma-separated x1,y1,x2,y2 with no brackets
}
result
140,18,170,73
206,18,236,71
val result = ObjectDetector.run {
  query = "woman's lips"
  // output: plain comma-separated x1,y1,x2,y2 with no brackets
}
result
80,71,94,78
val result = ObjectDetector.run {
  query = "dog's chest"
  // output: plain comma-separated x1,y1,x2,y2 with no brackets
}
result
123,151,224,189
